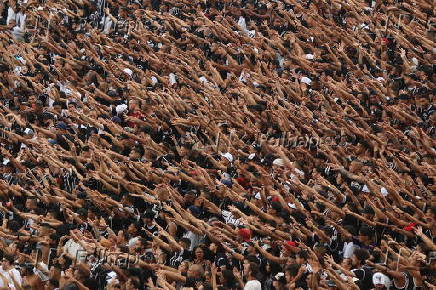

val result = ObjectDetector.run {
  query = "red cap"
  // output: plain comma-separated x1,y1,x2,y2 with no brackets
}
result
283,241,297,250
271,196,280,202
238,228,252,242
404,222,417,231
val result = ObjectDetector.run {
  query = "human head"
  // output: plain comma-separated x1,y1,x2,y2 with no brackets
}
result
245,263,259,279
285,264,301,283
187,264,204,279
194,245,206,261
272,272,286,290
179,238,191,250
142,210,154,226
2,255,14,269
296,250,309,265
129,145,145,160
358,225,373,243
352,248,370,267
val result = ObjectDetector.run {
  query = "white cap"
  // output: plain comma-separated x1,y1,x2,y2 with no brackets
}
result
272,158,284,166
199,76,208,84
221,152,233,163
248,153,256,160
244,280,262,290
169,73,177,86
380,187,389,196
123,68,133,76
288,203,296,209
2,158,10,165
24,128,34,135
305,54,314,60
411,57,418,65
373,272,391,287
222,172,231,179
362,185,370,193
254,192,261,200
151,76,158,85
14,66,22,76
115,104,128,115
300,76,312,84
106,271,118,283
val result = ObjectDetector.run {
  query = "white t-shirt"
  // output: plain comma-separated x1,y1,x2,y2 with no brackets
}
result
343,241,357,259
0,267,22,289
64,239,86,262
100,15,113,34
127,236,140,248
182,231,204,251
244,280,261,290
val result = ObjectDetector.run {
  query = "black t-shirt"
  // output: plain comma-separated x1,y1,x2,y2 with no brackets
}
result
213,252,228,268
166,249,191,268
83,278,98,290
352,265,374,290
140,223,158,241
151,0,161,11
56,133,75,151
184,276,203,287
391,271,416,290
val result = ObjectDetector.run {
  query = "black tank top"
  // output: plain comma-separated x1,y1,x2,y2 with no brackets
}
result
392,271,415,290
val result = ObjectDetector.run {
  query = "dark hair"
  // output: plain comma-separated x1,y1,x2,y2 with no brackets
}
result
222,269,236,287
3,255,14,264
246,255,259,264
285,264,301,277
353,248,370,263
127,277,141,289
180,238,191,248
133,145,145,157
49,279,60,287
62,282,79,290
359,225,373,237
296,250,309,261
132,219,144,229
7,220,20,232
138,238,148,248
193,245,207,254
52,101,65,108
61,255,73,270
248,263,259,277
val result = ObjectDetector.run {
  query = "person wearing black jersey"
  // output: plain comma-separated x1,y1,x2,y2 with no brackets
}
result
165,237,191,269
325,248,374,290
351,248,374,290
370,255,417,290
141,210,158,238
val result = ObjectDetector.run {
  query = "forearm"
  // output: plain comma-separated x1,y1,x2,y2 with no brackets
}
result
160,270,186,283
417,233,436,251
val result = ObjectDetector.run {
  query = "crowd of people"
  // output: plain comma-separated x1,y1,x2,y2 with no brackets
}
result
0,0,434,289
